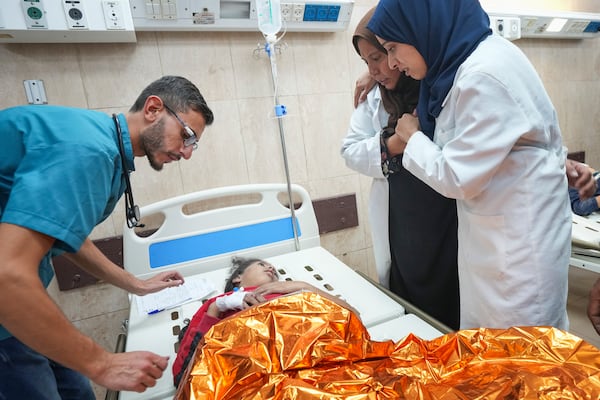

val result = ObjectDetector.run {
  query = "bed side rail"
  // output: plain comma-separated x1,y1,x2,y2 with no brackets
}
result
122,184,320,279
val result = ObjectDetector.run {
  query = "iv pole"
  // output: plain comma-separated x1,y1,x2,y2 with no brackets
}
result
259,22,300,251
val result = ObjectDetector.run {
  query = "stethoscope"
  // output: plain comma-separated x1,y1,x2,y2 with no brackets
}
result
113,114,143,229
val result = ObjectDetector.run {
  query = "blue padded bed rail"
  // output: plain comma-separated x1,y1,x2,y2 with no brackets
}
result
149,217,300,268
123,184,320,278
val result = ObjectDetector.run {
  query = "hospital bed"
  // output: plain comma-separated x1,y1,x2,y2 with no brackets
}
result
571,212,600,274
113,183,448,400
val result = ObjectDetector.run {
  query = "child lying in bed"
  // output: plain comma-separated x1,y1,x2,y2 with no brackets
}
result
175,289,600,400
172,256,358,386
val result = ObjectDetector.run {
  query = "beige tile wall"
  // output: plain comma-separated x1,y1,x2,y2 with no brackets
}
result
1,0,599,398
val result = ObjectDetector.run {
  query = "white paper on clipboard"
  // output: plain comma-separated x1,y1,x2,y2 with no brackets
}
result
134,275,217,316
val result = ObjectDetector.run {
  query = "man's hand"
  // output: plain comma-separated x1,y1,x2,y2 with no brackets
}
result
566,159,596,200
135,271,185,296
92,351,169,393
354,71,376,108
587,278,600,335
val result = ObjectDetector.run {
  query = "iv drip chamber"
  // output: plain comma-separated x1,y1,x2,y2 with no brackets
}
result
256,0,282,36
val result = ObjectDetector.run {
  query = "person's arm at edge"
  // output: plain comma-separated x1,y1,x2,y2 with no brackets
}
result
570,190,600,216
566,158,596,200
354,71,377,108
587,277,600,335
63,238,184,296
0,223,168,392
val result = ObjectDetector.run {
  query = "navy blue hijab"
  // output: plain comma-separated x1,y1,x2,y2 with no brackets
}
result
367,0,491,138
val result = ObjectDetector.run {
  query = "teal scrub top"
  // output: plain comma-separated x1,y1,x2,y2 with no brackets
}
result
0,105,134,340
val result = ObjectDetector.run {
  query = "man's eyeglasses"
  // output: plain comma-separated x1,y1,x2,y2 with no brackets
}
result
163,103,199,150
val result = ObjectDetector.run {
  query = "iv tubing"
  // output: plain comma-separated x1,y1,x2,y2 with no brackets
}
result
265,35,300,251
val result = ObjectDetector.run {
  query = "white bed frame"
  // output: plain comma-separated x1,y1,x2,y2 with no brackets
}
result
571,212,600,274
116,184,445,400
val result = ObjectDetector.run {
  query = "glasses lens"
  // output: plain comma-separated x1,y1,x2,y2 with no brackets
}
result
164,103,198,149
182,126,198,148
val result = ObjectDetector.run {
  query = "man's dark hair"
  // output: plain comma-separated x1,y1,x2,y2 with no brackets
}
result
130,75,214,125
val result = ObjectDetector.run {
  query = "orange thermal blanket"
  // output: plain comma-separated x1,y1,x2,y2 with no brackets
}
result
175,292,600,399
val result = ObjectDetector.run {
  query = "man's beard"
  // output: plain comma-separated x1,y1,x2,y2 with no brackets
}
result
140,118,166,171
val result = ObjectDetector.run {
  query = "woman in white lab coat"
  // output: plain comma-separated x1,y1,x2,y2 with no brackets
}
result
368,0,571,329
341,8,460,330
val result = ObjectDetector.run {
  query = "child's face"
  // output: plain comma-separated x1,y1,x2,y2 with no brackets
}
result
237,261,278,287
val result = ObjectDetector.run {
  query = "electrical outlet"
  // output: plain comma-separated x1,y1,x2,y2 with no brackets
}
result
292,3,305,22
23,80,48,105
504,17,521,40
490,16,521,41
63,0,88,30
281,3,292,22
102,0,126,30
21,0,48,29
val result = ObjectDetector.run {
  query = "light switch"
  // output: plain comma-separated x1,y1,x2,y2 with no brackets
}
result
145,2,154,15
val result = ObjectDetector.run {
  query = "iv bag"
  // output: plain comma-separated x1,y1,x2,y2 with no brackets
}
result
256,0,282,36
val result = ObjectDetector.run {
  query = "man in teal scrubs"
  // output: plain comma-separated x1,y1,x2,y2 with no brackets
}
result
0,75,213,399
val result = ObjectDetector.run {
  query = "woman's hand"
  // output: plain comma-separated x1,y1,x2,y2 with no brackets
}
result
385,133,407,157
354,71,376,108
395,111,420,143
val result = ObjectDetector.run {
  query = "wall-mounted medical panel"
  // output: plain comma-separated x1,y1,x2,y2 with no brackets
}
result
129,0,353,32
486,8,600,40
0,0,136,43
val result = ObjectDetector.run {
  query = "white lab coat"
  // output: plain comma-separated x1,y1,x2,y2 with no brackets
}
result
403,34,570,330
341,87,391,288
